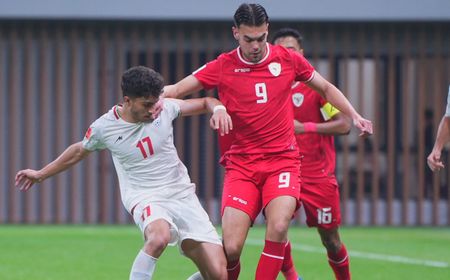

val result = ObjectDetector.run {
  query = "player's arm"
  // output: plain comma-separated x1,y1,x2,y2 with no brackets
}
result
427,116,450,171
169,97,233,136
162,75,204,99
294,112,351,135
305,72,373,137
15,142,91,191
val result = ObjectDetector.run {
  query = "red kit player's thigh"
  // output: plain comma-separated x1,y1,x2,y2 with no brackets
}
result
261,154,301,209
301,180,341,229
221,169,262,222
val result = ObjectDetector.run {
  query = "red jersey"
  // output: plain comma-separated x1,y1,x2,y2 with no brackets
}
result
291,82,338,182
194,43,314,154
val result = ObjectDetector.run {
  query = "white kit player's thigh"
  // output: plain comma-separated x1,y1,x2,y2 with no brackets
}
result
172,193,222,247
132,200,179,245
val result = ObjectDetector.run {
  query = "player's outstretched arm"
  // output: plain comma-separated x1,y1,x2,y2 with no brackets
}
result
15,142,91,191
306,72,373,137
162,75,204,99
427,116,450,171
294,112,351,135
169,97,233,136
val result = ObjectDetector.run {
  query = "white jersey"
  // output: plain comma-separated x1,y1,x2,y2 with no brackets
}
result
82,100,195,213
446,85,450,117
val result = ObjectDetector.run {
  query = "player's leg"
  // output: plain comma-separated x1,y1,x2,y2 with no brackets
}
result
302,180,350,280
221,207,253,280
256,195,297,280
256,153,301,280
176,192,227,280
182,240,227,280
318,227,350,280
221,158,262,280
280,238,300,280
130,219,172,280
130,201,175,280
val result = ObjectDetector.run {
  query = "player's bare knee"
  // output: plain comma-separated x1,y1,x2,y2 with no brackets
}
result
143,233,170,255
223,242,242,261
321,236,341,253
267,219,290,240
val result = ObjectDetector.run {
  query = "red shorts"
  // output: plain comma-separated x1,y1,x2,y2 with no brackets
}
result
300,179,341,229
221,151,301,222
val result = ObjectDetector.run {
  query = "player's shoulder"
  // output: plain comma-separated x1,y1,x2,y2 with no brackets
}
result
161,98,181,119
270,44,296,59
89,105,120,128
163,98,180,109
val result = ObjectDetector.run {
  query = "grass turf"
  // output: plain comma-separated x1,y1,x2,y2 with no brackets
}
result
0,225,449,279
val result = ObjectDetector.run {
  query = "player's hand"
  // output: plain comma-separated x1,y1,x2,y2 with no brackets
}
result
210,109,233,136
353,116,373,137
15,169,43,191
152,98,164,119
293,120,304,134
427,150,445,172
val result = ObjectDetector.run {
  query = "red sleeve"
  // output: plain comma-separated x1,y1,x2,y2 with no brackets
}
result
193,58,221,90
291,51,315,82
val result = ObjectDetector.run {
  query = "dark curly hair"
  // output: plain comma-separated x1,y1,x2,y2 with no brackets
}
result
233,3,269,28
121,66,164,98
271,27,304,48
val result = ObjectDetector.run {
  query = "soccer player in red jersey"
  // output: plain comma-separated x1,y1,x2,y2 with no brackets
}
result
272,27,353,280
164,4,372,280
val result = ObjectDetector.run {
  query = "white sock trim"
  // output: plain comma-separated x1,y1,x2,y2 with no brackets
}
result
328,255,348,264
261,252,284,260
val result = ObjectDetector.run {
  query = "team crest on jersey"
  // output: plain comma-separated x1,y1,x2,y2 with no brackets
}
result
152,117,161,127
292,93,304,107
268,62,281,77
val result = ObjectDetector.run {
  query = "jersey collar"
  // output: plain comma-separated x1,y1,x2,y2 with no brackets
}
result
237,43,270,65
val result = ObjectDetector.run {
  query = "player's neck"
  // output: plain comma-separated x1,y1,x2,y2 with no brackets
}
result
118,105,139,123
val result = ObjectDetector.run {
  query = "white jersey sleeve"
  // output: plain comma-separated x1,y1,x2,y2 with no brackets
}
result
82,118,108,151
445,85,450,117
164,98,182,121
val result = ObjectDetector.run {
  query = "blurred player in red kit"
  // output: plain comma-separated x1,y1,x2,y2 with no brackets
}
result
273,27,353,280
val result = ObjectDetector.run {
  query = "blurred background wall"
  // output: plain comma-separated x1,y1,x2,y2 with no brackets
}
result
1,0,449,226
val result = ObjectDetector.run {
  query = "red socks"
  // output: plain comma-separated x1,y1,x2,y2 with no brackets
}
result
255,240,286,280
327,244,351,280
227,259,241,280
281,241,299,280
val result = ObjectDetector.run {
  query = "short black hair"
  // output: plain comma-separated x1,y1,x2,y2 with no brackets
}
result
121,66,164,99
233,3,269,27
271,27,304,48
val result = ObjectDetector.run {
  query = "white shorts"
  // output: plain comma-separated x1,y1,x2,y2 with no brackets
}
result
132,193,222,250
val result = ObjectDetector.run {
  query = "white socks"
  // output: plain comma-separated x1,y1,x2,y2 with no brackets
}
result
129,250,157,280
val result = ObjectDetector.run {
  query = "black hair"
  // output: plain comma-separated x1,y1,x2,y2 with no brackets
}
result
233,3,269,27
271,27,304,48
121,66,164,98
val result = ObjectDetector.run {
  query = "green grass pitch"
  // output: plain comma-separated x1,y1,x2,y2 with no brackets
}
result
0,225,449,279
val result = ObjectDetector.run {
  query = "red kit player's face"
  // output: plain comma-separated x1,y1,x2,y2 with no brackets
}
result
273,36,303,54
233,23,269,63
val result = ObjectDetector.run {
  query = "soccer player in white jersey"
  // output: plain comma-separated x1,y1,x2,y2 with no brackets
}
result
427,85,450,171
15,66,231,280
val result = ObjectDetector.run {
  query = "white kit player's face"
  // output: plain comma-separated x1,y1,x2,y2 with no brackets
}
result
233,23,269,63
126,95,161,123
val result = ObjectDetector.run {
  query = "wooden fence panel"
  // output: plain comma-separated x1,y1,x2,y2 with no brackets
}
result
0,21,449,225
